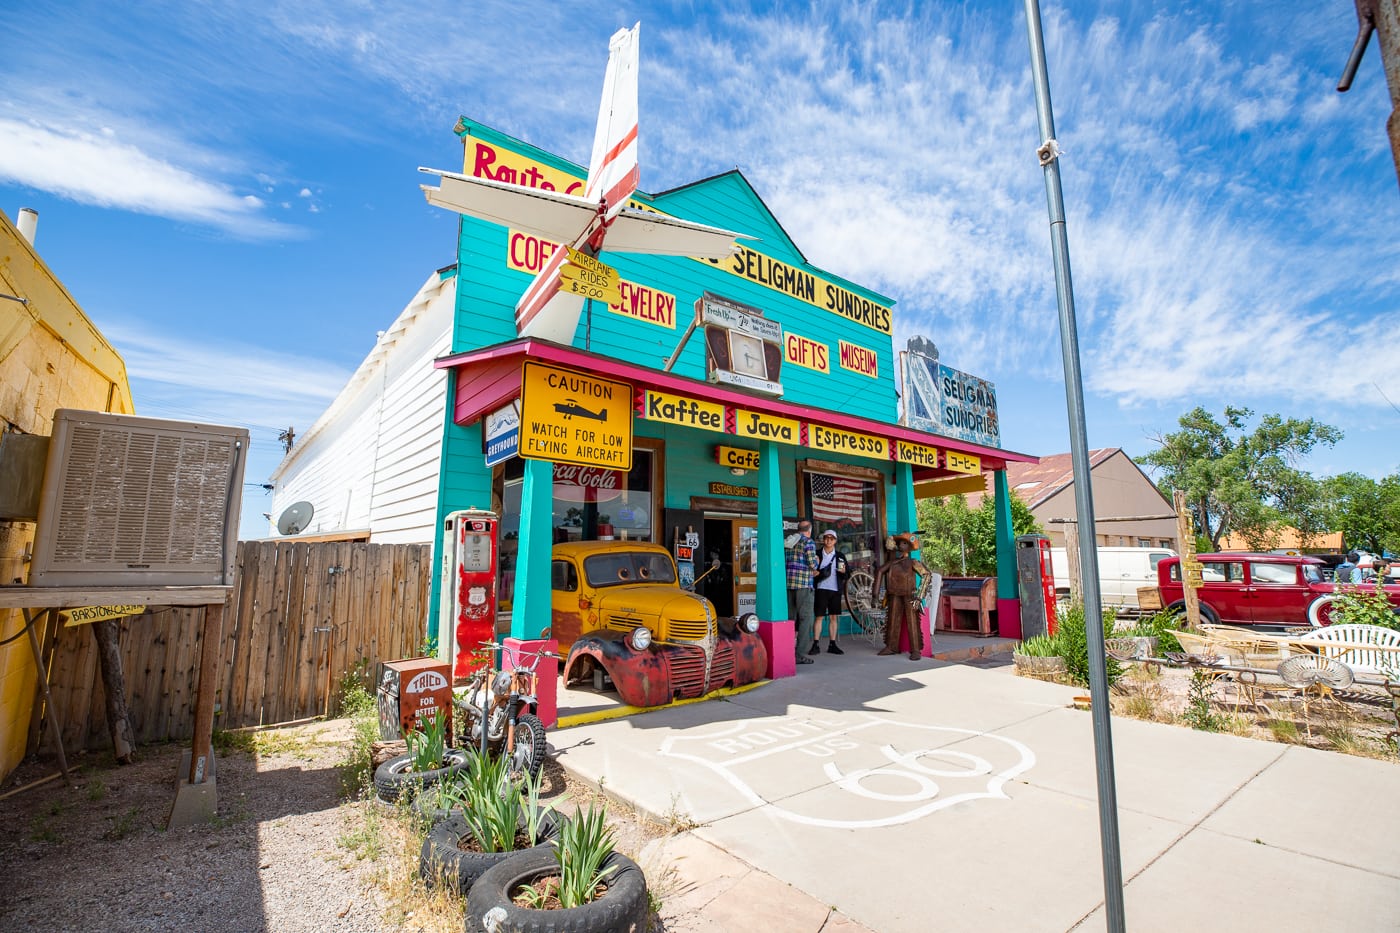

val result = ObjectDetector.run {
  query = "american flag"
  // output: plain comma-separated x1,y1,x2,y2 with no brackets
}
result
810,474,865,523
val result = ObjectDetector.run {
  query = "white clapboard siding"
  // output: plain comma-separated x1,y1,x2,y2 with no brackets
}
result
268,268,456,543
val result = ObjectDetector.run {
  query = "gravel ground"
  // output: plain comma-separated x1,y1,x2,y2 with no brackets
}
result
0,719,393,933
0,718,697,933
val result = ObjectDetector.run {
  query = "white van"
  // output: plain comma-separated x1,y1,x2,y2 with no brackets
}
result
1048,546,1177,610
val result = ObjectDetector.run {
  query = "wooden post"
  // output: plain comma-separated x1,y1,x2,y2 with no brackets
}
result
1064,519,1083,604
92,617,136,764
188,600,225,784
24,610,74,788
1174,491,1202,631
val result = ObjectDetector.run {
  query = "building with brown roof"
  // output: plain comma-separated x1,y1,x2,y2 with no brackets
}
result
967,448,1177,550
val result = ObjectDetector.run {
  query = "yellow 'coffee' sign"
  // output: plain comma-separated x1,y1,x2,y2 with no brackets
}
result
809,424,888,460
640,391,724,432
945,450,981,474
733,410,800,444
519,362,633,469
896,440,940,468
61,605,146,627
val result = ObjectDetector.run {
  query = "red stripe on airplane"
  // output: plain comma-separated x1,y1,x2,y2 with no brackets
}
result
600,124,637,171
515,247,570,332
599,167,640,216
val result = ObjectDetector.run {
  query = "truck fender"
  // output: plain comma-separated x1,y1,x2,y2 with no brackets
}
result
564,635,672,708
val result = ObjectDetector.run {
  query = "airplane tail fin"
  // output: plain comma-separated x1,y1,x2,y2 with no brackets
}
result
584,23,640,221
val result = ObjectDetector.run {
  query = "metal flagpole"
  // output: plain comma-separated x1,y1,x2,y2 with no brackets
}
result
1021,1,1126,929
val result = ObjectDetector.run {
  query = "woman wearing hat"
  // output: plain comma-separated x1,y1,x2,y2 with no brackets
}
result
811,530,849,655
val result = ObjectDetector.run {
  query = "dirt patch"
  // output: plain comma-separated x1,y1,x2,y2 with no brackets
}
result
1038,662,1400,759
0,719,691,933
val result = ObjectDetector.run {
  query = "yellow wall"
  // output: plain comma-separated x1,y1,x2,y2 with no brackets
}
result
0,209,134,780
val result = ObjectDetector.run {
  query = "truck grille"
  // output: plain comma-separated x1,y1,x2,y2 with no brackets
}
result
667,618,711,642
709,640,736,688
668,646,708,699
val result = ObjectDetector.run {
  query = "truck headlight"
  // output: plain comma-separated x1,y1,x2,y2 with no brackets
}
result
629,627,652,651
740,613,760,634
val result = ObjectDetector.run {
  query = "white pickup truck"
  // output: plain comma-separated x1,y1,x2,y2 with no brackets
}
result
1049,546,1177,612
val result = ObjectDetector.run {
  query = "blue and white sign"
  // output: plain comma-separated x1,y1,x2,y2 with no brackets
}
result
484,400,520,467
901,351,999,448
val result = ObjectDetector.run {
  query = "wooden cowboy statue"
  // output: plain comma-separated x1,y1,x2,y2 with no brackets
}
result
874,532,932,660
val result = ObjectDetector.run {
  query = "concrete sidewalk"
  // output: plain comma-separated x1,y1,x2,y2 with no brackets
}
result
550,637,1400,932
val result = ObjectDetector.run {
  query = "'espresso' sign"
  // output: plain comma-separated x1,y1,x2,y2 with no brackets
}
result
809,424,889,461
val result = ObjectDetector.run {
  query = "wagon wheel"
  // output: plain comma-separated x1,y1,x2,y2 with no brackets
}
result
843,570,884,647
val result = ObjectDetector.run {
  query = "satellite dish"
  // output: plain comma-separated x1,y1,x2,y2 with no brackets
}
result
277,501,315,536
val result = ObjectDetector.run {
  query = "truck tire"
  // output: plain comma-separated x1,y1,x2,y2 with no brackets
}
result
373,749,470,804
464,846,649,933
420,810,559,896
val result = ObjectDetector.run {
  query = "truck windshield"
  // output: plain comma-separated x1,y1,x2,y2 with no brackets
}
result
584,552,677,587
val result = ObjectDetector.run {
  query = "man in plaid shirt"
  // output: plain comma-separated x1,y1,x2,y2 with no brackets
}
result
786,519,819,664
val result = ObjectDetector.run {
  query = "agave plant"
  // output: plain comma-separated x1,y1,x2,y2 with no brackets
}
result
404,708,449,772
552,803,618,908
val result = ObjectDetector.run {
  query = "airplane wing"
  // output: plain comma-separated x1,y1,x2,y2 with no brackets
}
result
419,168,598,244
603,207,749,259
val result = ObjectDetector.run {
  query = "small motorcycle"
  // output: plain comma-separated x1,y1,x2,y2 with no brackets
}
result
453,642,554,783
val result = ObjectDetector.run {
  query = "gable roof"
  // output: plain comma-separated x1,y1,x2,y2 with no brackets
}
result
965,448,1137,509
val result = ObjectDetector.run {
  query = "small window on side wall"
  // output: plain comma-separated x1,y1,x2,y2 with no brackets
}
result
551,560,577,592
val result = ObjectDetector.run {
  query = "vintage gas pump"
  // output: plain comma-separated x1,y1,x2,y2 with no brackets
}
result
441,509,500,683
1015,533,1058,639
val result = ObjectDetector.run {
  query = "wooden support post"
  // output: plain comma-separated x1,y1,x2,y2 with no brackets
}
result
1174,491,1202,631
188,600,225,785
1063,519,1083,604
92,617,136,764
24,609,73,788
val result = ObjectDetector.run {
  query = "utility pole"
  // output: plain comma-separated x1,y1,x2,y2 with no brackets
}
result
1023,2,1126,929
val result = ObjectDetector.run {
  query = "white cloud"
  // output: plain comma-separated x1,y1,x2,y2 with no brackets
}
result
0,115,292,238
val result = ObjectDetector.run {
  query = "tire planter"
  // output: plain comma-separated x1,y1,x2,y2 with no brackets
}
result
465,846,649,933
373,748,471,804
420,810,561,896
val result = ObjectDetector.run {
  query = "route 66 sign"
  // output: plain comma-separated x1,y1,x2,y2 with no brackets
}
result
660,713,1035,828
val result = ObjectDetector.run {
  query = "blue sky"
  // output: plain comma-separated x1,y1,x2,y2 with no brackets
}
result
3,1,1398,538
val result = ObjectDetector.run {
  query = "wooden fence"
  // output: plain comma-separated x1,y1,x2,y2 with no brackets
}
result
32,540,433,755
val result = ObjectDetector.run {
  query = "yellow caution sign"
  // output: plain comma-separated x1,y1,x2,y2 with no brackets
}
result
62,605,146,627
520,362,633,470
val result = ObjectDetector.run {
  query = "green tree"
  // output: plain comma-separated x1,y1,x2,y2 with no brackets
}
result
1138,406,1341,549
917,492,1040,576
1323,472,1400,554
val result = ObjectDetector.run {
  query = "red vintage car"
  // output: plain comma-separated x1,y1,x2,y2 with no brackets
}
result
1157,553,1400,627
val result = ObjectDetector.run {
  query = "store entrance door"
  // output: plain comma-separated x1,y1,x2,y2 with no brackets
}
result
700,517,758,618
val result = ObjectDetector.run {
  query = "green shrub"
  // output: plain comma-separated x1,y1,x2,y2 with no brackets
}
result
1329,585,1400,631
1124,609,1185,654
1016,633,1062,657
1056,601,1123,689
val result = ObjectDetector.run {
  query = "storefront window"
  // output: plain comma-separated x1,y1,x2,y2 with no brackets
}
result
499,450,658,600
803,470,882,574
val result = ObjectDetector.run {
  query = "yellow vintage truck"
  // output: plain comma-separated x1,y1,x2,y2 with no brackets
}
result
548,540,768,707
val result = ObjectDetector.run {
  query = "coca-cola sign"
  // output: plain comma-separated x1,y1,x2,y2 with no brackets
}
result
553,464,623,502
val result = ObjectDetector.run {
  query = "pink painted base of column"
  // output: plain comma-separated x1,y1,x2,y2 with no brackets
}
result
759,620,796,679
504,637,559,729
900,607,935,658
996,598,1023,640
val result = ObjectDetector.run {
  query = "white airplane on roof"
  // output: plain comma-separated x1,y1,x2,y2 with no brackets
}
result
420,22,747,345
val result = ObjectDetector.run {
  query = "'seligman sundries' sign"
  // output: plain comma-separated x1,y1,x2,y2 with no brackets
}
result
466,136,893,335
